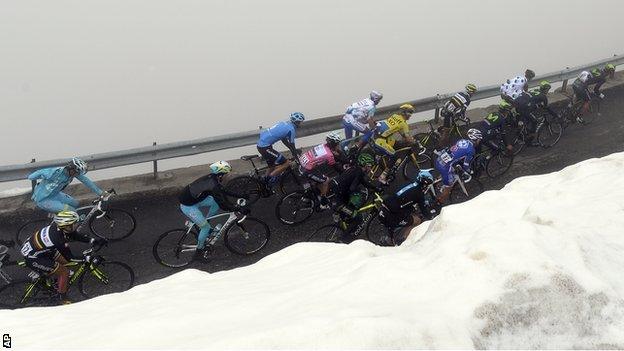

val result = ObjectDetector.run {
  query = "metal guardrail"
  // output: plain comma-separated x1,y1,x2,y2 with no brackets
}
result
1,54,622,183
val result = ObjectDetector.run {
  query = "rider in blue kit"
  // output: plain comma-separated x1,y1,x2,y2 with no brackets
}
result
435,128,482,204
257,112,305,186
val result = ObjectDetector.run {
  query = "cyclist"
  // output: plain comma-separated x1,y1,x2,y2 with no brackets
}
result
435,128,482,204
378,170,437,246
529,80,559,118
178,161,245,262
589,63,616,98
329,153,379,222
478,100,514,154
257,112,305,187
20,210,106,304
500,69,536,103
573,64,615,123
342,90,383,149
439,83,478,146
298,131,349,206
28,157,107,214
373,103,417,184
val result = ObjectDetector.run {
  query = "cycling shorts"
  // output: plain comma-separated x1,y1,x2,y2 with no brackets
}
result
434,159,457,187
378,206,414,228
24,253,60,275
299,166,328,184
257,145,286,167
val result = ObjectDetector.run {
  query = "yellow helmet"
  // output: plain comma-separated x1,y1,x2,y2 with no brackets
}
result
399,104,415,114
54,210,80,227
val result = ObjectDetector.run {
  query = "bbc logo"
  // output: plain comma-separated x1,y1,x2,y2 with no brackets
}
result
2,334,10,348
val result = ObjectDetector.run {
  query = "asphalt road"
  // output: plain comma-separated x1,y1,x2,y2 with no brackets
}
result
1,85,623,292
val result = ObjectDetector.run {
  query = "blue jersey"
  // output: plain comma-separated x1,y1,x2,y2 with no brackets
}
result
437,139,475,172
28,167,102,202
257,121,296,148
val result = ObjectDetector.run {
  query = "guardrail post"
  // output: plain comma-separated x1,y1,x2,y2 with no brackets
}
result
561,79,568,92
152,142,158,179
434,107,440,124
30,158,36,192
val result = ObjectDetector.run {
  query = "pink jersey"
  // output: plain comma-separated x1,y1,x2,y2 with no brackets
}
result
299,144,336,171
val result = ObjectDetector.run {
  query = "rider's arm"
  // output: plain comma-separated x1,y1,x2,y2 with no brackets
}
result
591,77,606,95
75,174,104,196
66,230,94,244
27,167,54,181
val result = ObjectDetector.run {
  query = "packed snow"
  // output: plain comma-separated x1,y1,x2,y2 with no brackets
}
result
2,153,624,349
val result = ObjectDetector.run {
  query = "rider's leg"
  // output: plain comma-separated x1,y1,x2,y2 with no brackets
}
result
36,192,79,213
268,157,290,179
435,161,455,204
180,201,212,250
439,113,452,147
343,120,354,140
374,139,396,184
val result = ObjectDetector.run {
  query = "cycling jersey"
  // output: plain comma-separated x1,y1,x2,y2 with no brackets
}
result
178,174,236,211
373,114,410,155
343,98,376,126
441,92,471,127
330,166,376,204
257,121,297,148
300,144,336,171
528,90,558,118
588,68,608,94
500,75,527,101
379,181,430,228
21,224,91,261
435,139,475,186
28,167,103,203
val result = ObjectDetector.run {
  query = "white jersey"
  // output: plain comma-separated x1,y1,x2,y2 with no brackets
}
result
500,75,527,100
578,71,591,83
343,98,376,125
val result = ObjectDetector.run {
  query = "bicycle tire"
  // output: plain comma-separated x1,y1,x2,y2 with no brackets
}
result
485,152,514,178
307,224,344,243
450,178,483,204
89,208,136,241
365,212,389,245
78,261,135,298
223,217,270,255
402,152,433,181
225,175,263,205
0,279,43,309
537,118,563,148
15,218,50,246
275,191,315,225
153,228,198,268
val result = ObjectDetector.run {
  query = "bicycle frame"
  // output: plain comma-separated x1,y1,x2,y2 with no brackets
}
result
75,192,114,232
337,193,383,237
181,210,247,251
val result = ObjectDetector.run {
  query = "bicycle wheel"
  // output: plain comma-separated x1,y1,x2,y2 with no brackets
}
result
152,228,198,268
582,99,600,124
89,209,136,241
485,152,514,178
365,212,388,245
278,169,303,195
450,178,483,204
0,279,43,309
223,217,270,255
15,219,50,246
225,175,264,205
307,224,344,243
402,153,433,181
537,118,563,148
78,261,135,298
510,129,526,156
275,191,315,225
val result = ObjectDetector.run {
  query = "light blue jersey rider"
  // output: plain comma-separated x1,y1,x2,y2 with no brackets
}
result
28,157,104,213
342,90,383,142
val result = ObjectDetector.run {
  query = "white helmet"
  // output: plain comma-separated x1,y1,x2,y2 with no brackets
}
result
326,131,342,145
210,161,232,175
69,157,88,175
53,210,80,227
370,90,383,103
467,128,483,141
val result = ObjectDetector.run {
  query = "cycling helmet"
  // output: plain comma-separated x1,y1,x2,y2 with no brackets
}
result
467,128,483,141
357,153,375,167
525,69,536,80
370,90,383,103
326,131,342,145
290,112,305,124
54,210,80,227
498,100,513,112
399,103,415,114
465,83,478,95
68,157,88,175
539,80,552,93
416,169,434,186
605,63,615,74
209,161,232,175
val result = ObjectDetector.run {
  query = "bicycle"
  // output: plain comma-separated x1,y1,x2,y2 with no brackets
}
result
307,192,387,245
224,155,304,205
363,141,432,184
0,243,135,309
429,165,484,204
274,178,338,225
152,199,270,268
472,137,515,179
15,189,136,245
507,108,561,156
559,92,601,127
